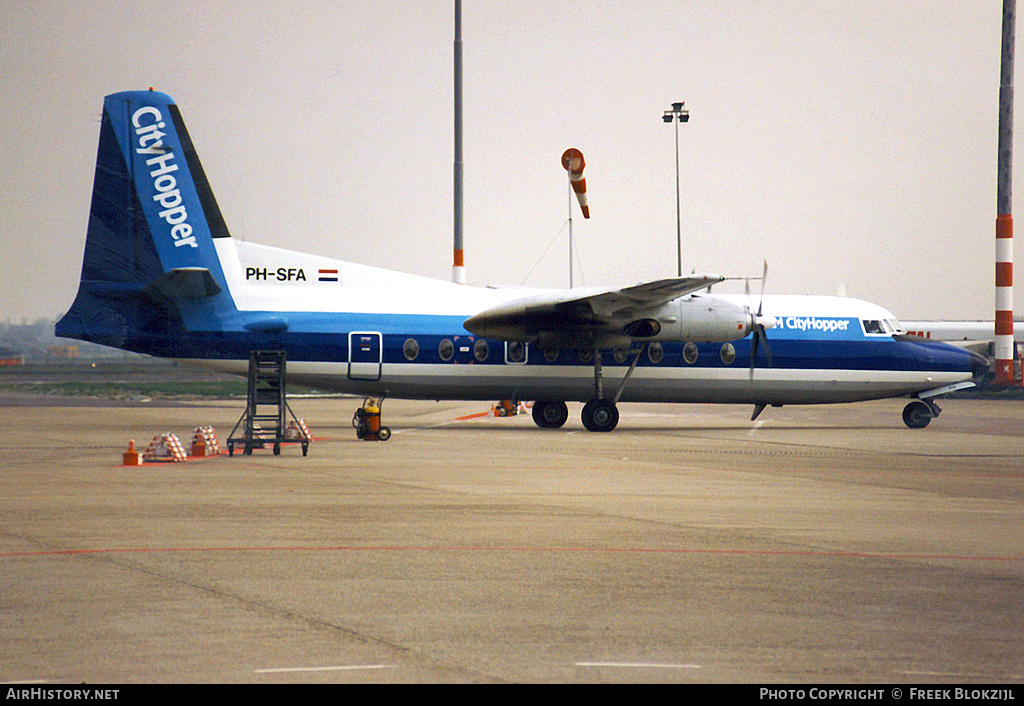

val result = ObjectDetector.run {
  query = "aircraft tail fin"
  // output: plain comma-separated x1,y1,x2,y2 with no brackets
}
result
57,90,235,352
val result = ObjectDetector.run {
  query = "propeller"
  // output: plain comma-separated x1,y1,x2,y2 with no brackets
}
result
747,260,776,380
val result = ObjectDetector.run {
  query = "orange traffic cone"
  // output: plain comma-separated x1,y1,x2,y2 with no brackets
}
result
123,439,141,466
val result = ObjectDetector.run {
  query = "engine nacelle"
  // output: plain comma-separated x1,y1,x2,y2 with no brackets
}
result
622,318,662,338
652,295,752,343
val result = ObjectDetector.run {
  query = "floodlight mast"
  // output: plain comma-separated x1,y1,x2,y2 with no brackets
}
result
453,0,465,284
662,101,690,277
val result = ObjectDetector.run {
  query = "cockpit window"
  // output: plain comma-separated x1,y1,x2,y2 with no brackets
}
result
862,319,903,336
862,319,886,335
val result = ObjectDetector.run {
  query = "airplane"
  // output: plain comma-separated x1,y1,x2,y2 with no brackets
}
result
57,90,988,432
901,319,1024,358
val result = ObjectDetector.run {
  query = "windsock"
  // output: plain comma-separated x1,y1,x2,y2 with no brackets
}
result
561,148,590,218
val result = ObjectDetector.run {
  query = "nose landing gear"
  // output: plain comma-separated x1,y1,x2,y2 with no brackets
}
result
902,399,940,429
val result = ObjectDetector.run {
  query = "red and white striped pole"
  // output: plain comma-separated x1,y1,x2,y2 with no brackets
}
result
996,215,1015,383
995,0,1016,384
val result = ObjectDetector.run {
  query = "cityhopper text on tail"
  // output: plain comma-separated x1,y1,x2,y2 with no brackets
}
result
57,90,987,431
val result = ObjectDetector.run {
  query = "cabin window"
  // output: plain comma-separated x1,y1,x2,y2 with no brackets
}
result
473,339,489,362
439,339,454,361
543,348,559,363
506,341,526,363
613,349,629,364
720,342,736,365
403,338,419,361
578,349,594,363
683,342,698,365
648,342,664,364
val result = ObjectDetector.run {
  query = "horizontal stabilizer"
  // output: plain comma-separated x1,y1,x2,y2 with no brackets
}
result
144,268,222,301
244,317,289,333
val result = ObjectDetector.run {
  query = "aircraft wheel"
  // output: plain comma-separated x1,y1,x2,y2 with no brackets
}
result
582,399,619,432
902,400,933,429
532,400,569,428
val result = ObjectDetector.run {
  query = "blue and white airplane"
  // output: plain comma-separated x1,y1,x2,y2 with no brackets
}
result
57,90,987,431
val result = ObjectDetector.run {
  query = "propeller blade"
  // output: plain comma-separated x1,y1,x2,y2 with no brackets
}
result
749,260,771,381
749,327,760,380
759,326,772,367
757,260,768,316
749,325,773,380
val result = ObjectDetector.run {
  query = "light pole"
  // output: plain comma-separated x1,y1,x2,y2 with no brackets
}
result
662,101,689,277
453,0,465,284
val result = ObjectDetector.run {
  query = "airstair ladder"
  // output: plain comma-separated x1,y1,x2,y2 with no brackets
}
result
228,350,309,456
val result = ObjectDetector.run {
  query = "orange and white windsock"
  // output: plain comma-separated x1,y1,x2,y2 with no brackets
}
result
561,148,590,218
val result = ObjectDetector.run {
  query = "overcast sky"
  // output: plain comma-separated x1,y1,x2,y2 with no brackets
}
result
0,1,1014,323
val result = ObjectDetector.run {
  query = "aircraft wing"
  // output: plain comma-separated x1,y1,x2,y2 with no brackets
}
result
464,273,724,345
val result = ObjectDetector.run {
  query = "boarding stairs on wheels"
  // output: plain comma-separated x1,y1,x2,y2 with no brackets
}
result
227,350,310,456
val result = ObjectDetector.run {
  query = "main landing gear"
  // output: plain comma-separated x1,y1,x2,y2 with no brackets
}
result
581,398,619,432
532,400,569,428
532,345,647,432
531,398,620,432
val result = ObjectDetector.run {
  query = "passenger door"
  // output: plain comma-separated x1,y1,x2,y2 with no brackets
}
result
348,332,382,381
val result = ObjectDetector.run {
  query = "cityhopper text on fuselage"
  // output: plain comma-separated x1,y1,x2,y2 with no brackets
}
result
57,90,987,432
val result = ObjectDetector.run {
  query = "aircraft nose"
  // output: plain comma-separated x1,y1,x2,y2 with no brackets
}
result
968,349,991,380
